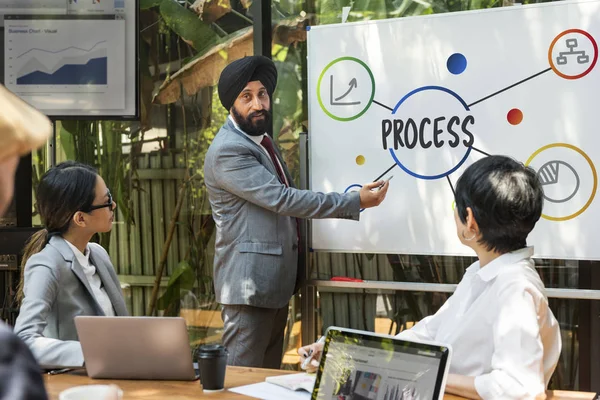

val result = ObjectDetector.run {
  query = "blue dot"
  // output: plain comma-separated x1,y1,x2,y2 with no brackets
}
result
447,53,467,75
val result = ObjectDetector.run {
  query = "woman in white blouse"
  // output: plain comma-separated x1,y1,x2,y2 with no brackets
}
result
14,161,128,368
300,155,561,400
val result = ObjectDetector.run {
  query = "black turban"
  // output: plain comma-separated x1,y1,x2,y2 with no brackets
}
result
217,55,278,111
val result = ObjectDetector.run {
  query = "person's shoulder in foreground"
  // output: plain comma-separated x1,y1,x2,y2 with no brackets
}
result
0,322,47,400
0,84,52,163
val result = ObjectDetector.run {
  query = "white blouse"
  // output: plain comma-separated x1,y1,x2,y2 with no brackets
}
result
65,241,115,317
396,247,561,400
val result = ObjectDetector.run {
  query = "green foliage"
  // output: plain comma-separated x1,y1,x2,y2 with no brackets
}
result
157,89,225,313
140,0,164,9
159,0,221,52
157,260,196,315
58,121,140,249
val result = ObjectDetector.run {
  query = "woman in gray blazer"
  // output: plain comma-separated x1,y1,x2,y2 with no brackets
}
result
14,161,128,368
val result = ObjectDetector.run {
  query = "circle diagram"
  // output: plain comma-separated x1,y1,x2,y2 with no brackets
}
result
548,29,598,79
388,86,474,180
317,57,375,122
526,143,597,221
538,160,580,203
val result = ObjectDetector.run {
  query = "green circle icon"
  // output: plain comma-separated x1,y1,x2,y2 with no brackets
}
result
317,57,375,122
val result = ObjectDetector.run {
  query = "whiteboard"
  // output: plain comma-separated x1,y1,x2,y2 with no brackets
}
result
308,0,600,259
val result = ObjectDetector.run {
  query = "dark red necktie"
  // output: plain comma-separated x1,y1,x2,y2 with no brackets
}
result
260,135,303,256
260,135,288,186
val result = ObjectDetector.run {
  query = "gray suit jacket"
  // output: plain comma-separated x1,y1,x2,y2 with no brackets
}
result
14,236,128,368
204,119,360,309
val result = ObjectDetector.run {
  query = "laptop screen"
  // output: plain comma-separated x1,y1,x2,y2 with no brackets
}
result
312,327,450,400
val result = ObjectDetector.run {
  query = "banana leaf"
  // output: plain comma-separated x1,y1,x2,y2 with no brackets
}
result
159,0,221,51
153,26,253,104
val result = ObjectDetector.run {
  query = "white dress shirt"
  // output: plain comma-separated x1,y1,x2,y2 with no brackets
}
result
228,115,289,186
65,241,115,317
396,247,561,400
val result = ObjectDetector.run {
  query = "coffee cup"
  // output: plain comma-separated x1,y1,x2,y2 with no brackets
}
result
197,344,228,392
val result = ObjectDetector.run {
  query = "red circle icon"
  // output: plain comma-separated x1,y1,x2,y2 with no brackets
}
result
507,108,523,125
548,29,598,80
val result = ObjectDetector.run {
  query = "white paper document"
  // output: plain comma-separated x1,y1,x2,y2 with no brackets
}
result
229,382,312,400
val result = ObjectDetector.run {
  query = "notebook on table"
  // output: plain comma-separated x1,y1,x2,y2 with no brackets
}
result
266,372,316,392
311,326,452,400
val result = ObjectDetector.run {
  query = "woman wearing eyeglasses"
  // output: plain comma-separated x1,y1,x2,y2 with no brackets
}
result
13,161,128,368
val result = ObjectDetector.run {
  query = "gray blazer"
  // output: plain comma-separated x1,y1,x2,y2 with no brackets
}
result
13,236,128,368
204,119,360,309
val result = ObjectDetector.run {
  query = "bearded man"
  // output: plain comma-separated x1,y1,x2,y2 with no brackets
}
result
203,55,389,368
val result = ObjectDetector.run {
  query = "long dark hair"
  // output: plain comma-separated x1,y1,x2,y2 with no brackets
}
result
17,161,98,303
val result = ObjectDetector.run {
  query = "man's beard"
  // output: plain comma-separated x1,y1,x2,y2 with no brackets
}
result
231,106,271,137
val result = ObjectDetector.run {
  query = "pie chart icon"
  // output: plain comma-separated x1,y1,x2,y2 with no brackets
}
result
537,160,580,203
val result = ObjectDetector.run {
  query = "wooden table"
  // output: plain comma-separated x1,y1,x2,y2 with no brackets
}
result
44,366,596,400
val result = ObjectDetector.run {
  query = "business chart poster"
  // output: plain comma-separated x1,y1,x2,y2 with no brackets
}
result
4,15,125,114
308,0,600,259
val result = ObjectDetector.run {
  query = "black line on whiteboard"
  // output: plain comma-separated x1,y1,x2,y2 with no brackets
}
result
374,163,397,182
471,146,491,157
446,176,455,197
467,68,551,108
373,100,394,112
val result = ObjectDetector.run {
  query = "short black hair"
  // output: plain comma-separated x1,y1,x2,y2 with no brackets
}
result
455,155,543,254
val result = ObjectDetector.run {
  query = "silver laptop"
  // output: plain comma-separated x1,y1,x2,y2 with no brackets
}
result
75,316,197,380
312,327,452,400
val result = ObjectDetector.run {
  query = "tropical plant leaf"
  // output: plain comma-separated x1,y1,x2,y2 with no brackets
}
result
157,260,196,311
272,20,308,46
58,122,76,161
159,0,221,51
190,0,232,23
139,38,155,130
153,26,253,104
140,0,164,9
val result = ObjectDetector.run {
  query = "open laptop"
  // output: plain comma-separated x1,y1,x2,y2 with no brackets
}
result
311,327,452,400
75,316,197,380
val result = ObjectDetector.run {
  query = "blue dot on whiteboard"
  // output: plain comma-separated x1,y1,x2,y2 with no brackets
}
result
447,53,467,75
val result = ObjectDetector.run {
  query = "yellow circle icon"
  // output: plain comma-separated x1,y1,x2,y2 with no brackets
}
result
356,155,365,165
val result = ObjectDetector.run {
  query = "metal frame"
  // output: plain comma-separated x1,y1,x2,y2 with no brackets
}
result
250,0,272,59
310,279,600,300
46,0,140,121
299,133,317,347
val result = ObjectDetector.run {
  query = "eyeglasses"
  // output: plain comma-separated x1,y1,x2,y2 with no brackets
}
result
85,190,113,212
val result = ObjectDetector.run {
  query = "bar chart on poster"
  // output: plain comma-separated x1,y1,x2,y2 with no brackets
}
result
4,17,125,111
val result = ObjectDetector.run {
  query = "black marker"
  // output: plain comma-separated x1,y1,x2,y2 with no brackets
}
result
377,175,394,190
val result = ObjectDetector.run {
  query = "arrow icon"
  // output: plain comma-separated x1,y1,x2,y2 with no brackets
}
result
330,75,361,106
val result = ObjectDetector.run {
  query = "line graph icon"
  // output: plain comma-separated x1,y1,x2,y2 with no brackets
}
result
330,76,361,106
16,40,106,59
15,40,108,85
